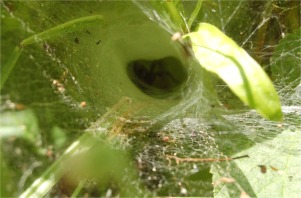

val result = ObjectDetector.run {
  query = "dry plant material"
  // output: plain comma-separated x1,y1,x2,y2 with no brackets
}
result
240,191,250,198
213,177,236,186
80,101,87,108
270,165,279,172
165,154,249,164
258,165,267,173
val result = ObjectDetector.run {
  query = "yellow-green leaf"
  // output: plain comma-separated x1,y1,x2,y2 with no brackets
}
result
186,23,282,121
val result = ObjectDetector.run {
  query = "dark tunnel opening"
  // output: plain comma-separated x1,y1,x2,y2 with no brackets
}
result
127,56,188,99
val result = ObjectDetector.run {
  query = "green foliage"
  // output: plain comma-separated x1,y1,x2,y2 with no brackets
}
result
187,0,203,30
232,129,301,197
0,1,300,197
211,161,256,197
186,23,282,121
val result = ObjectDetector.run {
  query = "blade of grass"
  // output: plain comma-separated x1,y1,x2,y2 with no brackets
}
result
1,15,103,90
71,179,86,198
20,133,97,198
188,0,203,30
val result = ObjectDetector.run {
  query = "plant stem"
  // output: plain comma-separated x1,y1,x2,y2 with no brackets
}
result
163,1,187,32
188,0,203,30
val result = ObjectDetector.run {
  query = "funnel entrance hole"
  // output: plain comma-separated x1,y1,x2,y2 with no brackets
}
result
127,56,188,98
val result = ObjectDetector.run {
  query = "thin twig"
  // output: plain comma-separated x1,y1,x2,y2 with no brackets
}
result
166,154,249,164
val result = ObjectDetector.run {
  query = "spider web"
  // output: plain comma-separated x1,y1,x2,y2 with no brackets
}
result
1,1,300,197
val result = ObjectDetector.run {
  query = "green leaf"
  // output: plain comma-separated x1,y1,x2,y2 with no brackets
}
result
233,129,301,197
186,23,282,121
211,161,256,198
